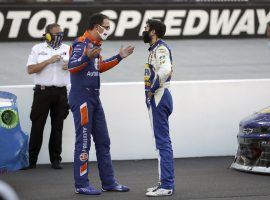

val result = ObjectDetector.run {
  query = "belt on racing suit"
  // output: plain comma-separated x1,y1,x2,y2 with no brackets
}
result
71,87,100,96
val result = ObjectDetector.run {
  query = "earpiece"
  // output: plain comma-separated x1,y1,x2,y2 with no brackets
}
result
43,32,52,42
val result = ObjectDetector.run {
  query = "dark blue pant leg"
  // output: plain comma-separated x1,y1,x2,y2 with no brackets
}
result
92,97,116,187
150,89,174,189
69,91,94,188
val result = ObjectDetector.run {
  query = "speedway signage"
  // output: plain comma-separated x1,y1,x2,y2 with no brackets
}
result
0,3,270,41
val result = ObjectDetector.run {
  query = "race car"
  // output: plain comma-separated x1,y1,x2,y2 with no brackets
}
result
231,107,270,173
0,91,28,172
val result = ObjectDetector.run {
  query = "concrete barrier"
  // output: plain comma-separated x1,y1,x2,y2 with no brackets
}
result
1,79,270,164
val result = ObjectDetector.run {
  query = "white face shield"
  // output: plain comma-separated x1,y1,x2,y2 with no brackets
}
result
97,25,110,41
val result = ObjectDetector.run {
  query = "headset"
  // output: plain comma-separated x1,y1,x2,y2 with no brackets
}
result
43,32,52,42
43,24,56,42
43,24,63,47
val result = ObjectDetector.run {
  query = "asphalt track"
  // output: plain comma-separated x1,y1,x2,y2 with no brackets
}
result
1,156,270,200
1,39,270,86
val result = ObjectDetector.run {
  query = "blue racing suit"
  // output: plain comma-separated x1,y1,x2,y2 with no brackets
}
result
68,31,122,188
144,39,174,190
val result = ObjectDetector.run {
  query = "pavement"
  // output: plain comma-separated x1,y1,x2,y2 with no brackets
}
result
1,156,270,200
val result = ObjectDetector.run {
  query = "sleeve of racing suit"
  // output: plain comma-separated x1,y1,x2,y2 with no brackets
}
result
68,42,89,74
99,54,122,73
150,45,172,93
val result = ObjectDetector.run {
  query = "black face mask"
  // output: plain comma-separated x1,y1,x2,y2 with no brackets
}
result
142,31,151,43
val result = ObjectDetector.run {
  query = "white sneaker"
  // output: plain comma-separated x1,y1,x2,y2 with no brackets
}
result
146,182,161,192
146,188,173,197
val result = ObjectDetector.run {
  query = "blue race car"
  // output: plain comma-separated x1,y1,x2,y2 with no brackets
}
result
0,91,29,172
231,107,270,173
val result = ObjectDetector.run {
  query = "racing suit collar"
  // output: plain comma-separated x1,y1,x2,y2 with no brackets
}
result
83,31,102,46
148,39,163,52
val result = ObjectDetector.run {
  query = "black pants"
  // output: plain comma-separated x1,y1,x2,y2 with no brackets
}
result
29,85,69,165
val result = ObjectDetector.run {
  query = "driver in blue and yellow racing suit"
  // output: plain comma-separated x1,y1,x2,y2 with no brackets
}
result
68,13,134,195
143,19,174,197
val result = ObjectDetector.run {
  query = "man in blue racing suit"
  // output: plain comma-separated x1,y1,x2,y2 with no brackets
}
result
143,19,174,197
68,13,134,195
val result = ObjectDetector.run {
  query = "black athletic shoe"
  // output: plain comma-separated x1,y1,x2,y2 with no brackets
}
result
21,163,36,170
51,161,63,169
